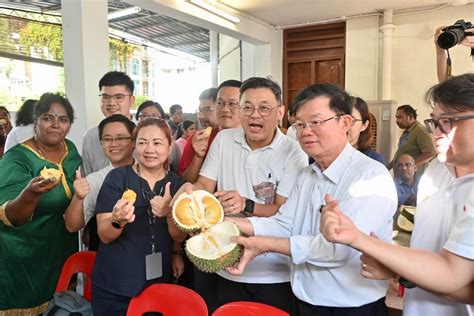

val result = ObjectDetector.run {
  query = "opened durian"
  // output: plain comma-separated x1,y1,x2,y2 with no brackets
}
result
172,190,241,273
40,167,62,182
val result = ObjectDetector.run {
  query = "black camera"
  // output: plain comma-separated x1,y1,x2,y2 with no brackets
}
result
437,19,473,49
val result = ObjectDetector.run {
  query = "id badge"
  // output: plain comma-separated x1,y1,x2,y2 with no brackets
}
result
145,252,163,280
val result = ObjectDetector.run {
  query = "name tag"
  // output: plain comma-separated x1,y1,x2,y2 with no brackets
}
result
145,252,163,280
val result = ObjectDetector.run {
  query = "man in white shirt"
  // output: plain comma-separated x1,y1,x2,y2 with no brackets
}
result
81,71,135,176
228,83,397,316
193,77,308,313
320,73,474,316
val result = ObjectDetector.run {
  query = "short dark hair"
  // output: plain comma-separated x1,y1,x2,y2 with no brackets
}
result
169,104,182,115
199,88,218,102
240,77,282,104
34,93,74,123
135,101,165,120
98,114,136,140
0,106,10,118
425,73,474,112
352,97,373,152
397,104,417,119
15,99,37,126
292,83,352,116
218,80,242,92
99,71,134,94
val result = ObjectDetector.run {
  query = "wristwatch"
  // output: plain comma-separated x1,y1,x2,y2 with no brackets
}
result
399,277,416,289
111,217,126,229
245,199,255,215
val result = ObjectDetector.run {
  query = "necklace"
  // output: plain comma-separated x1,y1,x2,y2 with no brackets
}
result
33,137,63,160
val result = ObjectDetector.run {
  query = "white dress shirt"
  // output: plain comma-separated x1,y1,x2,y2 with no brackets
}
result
249,143,397,307
83,164,114,224
200,127,308,283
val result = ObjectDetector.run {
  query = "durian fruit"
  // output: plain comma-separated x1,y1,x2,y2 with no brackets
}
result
202,127,212,138
122,189,137,204
172,190,241,272
397,205,416,232
40,167,62,182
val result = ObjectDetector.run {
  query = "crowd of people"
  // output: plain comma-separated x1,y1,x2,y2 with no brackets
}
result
0,26,472,316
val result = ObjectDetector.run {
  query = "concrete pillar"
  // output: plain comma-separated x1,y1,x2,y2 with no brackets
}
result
380,10,396,100
210,31,218,87
61,0,109,151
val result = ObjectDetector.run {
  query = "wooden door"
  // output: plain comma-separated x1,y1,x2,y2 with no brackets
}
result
283,22,345,126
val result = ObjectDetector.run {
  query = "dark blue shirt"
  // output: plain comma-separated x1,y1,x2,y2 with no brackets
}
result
92,165,184,297
363,148,386,165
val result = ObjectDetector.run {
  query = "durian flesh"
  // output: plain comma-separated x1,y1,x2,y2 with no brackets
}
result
185,221,241,273
172,190,223,233
172,190,241,272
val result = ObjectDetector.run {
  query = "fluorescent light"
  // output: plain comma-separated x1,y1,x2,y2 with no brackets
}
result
108,6,142,21
188,0,240,24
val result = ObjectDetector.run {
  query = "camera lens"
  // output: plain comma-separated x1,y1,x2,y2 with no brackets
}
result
437,28,465,49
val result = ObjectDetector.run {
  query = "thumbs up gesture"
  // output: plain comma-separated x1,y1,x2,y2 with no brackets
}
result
73,170,90,200
150,182,172,217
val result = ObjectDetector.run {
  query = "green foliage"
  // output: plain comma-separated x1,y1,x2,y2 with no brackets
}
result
133,95,149,110
19,22,63,61
110,38,137,71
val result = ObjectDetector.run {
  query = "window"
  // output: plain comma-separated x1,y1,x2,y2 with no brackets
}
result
142,60,149,77
133,80,140,95
131,58,140,76
143,81,149,96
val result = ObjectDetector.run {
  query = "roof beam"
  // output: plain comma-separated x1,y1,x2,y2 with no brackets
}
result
150,29,207,40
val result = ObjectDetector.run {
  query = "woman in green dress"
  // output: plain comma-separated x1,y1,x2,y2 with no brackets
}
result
0,93,81,314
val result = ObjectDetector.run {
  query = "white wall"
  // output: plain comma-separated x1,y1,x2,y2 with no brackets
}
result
346,4,474,122
218,34,241,82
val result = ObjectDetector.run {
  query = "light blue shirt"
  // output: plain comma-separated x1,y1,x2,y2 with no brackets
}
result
249,144,397,307
395,177,419,207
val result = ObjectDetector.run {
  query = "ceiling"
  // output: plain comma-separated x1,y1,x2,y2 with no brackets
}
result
0,0,471,62
220,0,472,27
0,0,211,61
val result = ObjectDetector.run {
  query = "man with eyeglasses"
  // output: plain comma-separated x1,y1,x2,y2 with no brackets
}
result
387,104,436,177
179,81,242,183
394,154,419,207
81,71,135,176
226,83,397,316
189,77,308,313
319,73,474,316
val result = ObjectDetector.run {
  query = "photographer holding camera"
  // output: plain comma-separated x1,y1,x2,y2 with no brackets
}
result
435,20,474,83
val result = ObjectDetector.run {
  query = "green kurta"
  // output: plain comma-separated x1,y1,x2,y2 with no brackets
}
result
0,139,81,313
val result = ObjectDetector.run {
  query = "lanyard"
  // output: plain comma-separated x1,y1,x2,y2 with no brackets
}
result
136,164,166,254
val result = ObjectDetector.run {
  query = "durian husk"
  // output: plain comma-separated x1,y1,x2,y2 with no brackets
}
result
185,221,241,273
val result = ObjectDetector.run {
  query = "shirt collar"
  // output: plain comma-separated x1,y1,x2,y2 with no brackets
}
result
235,127,284,151
407,121,419,132
311,143,354,184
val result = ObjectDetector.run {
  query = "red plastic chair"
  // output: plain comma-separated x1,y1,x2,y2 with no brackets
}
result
127,283,208,316
55,251,96,302
212,301,289,316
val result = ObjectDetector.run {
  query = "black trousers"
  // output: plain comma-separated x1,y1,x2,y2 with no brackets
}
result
215,274,294,314
295,297,388,316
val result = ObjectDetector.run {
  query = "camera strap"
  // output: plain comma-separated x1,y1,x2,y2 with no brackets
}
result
446,49,452,78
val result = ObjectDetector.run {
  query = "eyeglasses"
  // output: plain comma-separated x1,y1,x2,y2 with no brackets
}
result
424,115,474,134
240,104,277,117
101,136,132,144
216,100,239,110
99,94,132,103
293,114,342,133
138,113,163,120
397,162,414,168
197,107,216,113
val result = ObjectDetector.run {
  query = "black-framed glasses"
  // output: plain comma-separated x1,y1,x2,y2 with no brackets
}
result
101,136,132,144
424,115,474,134
137,113,163,121
397,162,415,168
216,100,239,110
99,93,132,103
293,114,342,133
240,104,277,117
197,107,216,113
